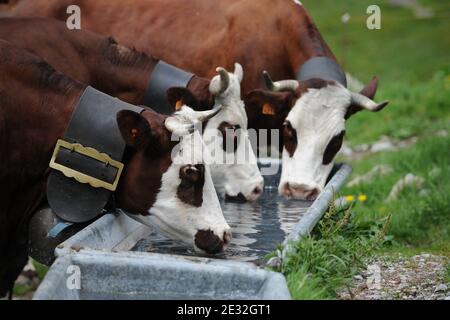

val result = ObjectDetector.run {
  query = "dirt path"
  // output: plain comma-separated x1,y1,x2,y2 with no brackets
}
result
338,254,449,300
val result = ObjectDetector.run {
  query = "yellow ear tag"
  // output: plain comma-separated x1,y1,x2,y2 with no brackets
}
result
131,128,138,138
175,100,183,111
262,103,276,115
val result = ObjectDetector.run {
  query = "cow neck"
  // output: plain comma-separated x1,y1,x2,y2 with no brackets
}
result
47,87,144,224
143,61,194,115
90,39,158,106
284,4,346,86
297,56,347,87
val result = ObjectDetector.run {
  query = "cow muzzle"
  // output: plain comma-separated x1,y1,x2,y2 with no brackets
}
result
223,176,264,202
281,182,320,201
194,228,232,254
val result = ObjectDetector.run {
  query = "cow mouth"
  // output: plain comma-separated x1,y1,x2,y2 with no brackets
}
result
225,192,247,203
194,229,230,254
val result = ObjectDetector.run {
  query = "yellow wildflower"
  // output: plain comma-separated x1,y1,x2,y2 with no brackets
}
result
358,194,367,202
345,195,354,202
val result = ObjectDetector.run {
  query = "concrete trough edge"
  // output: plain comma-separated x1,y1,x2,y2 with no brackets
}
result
34,249,291,300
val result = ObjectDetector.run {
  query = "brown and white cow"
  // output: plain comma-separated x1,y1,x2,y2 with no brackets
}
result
252,74,388,200
0,39,231,297
0,17,263,201
6,0,390,200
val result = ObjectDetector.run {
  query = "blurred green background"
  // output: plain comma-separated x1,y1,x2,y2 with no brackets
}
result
303,0,449,84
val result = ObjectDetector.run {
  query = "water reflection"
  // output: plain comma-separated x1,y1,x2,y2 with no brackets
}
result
133,171,312,263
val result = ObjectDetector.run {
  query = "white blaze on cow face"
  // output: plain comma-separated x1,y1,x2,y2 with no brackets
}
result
205,64,264,201
130,107,231,254
279,84,350,200
276,79,388,201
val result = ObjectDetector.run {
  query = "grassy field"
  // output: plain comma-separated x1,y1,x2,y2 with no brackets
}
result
279,0,450,299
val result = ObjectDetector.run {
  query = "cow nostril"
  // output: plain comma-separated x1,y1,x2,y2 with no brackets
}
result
252,186,262,195
307,188,319,200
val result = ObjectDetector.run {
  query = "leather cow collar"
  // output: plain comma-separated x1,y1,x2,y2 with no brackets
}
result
143,60,194,115
297,56,347,87
47,86,143,223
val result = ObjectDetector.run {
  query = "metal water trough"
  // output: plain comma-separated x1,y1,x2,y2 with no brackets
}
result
34,160,351,300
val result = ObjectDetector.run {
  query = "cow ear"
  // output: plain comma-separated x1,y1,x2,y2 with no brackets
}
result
345,76,385,119
245,89,294,117
117,110,152,149
166,87,200,111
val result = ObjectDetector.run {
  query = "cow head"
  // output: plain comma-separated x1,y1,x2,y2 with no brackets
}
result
167,63,264,202
116,106,231,254
246,72,388,200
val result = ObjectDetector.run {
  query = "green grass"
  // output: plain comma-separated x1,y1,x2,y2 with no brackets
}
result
32,259,48,281
342,134,450,250
303,0,450,84
274,204,390,299
344,72,450,146
12,259,48,297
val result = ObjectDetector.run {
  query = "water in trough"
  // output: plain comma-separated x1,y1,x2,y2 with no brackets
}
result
132,163,313,264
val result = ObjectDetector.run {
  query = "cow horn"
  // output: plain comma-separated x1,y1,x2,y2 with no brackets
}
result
350,92,389,112
234,63,244,83
263,71,299,92
209,67,230,96
164,105,222,135
164,117,195,135
196,105,223,122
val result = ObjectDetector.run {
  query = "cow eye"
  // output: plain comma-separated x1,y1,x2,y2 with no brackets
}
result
282,121,295,140
282,121,297,157
323,130,345,165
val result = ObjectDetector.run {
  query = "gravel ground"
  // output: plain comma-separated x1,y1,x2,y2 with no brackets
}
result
338,254,449,300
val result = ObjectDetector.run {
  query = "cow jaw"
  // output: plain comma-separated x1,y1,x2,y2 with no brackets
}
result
139,131,231,254
279,84,350,200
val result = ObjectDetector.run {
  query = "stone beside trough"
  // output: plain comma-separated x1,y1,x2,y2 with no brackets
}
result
33,161,352,300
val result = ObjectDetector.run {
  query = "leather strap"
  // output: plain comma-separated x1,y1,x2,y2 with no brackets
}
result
143,60,194,114
47,86,143,223
297,56,347,87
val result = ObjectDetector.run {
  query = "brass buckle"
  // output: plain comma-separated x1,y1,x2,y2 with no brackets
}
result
49,139,124,191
